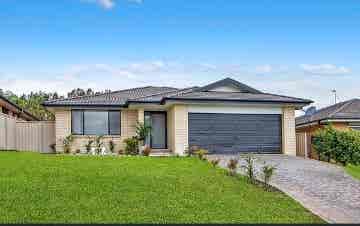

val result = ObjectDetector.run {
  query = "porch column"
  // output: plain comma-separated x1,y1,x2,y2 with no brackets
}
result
137,108,144,123
282,106,296,156
172,105,188,156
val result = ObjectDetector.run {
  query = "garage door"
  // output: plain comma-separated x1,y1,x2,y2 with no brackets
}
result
188,113,282,154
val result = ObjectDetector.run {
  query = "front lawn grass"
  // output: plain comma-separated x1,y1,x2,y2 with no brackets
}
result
345,164,360,180
0,152,324,223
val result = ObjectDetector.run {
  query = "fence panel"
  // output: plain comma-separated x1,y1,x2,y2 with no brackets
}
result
0,113,55,153
296,132,306,157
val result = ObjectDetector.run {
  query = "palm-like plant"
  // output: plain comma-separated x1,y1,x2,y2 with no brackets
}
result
241,155,257,184
135,121,152,144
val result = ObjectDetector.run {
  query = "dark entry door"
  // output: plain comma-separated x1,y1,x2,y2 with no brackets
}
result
145,112,167,149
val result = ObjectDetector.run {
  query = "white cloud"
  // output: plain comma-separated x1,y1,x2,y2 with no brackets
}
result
97,0,115,9
83,0,115,9
255,64,272,74
82,0,142,9
300,64,351,75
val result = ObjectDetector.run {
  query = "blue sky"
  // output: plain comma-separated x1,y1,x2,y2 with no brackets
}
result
0,0,359,109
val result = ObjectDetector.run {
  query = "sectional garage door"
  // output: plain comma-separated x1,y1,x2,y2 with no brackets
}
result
188,113,282,154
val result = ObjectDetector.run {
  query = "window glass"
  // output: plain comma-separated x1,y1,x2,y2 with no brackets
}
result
84,111,108,135
109,111,121,135
71,111,83,134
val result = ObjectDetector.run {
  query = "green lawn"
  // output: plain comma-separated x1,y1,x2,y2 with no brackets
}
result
0,152,323,224
345,164,360,180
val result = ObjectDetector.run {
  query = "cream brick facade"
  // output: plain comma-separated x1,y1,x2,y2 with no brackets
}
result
171,105,188,155
54,105,297,156
54,109,137,153
282,106,296,155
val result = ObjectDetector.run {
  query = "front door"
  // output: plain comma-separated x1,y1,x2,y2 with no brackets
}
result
145,112,167,149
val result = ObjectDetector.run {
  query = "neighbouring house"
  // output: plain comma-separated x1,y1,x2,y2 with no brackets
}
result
43,78,312,155
0,94,39,121
296,98,360,158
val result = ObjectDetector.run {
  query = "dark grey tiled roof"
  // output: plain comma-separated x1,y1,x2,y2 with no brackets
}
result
164,91,312,104
43,78,312,107
296,99,360,126
130,87,199,102
43,86,179,106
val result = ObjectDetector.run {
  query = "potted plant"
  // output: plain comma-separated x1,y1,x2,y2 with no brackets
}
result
135,121,152,154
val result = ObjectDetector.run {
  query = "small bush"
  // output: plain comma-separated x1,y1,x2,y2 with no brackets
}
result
109,140,116,153
62,135,74,154
227,158,238,176
313,125,360,166
75,149,81,154
118,149,124,155
85,137,94,154
142,145,151,156
242,155,257,184
261,162,276,191
49,143,56,153
124,137,139,155
94,136,104,154
210,159,220,167
194,149,208,160
186,145,199,157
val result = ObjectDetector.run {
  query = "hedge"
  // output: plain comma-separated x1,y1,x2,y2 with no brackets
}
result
312,125,360,166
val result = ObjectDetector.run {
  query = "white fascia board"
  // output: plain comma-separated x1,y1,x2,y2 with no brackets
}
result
320,119,360,123
188,104,282,114
295,121,319,129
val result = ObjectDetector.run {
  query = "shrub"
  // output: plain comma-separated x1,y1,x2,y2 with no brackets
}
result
85,137,94,154
75,149,81,154
142,145,151,156
261,163,276,191
241,155,257,184
186,145,199,157
210,159,220,167
62,135,74,154
49,143,56,153
227,158,238,176
124,137,139,155
313,125,360,166
118,149,124,155
194,149,208,160
94,136,104,155
109,140,116,153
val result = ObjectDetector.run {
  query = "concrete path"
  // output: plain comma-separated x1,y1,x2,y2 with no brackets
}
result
208,154,360,223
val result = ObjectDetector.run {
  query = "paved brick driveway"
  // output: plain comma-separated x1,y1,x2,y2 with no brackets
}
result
208,154,360,223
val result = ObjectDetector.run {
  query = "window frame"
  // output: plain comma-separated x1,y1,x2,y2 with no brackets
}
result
71,110,121,136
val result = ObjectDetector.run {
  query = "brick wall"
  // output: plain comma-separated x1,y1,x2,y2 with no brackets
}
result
282,106,296,155
54,109,137,153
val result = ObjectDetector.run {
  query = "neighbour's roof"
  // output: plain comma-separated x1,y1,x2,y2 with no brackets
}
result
296,99,360,126
0,94,39,121
43,77,312,107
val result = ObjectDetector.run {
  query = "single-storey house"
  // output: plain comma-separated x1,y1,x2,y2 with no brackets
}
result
296,98,360,158
0,94,39,121
43,78,312,155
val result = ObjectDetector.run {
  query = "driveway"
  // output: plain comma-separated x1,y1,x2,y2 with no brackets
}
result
208,154,360,223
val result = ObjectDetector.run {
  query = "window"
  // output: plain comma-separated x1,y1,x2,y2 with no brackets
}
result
71,110,121,135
